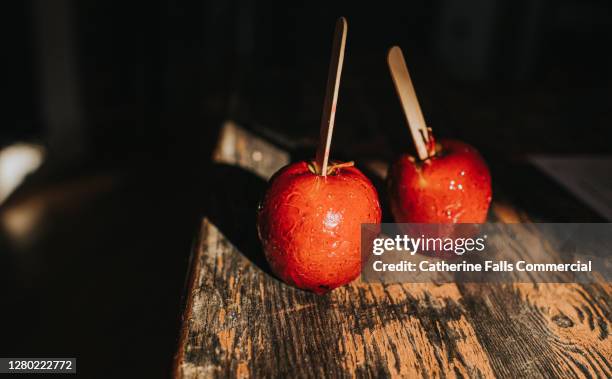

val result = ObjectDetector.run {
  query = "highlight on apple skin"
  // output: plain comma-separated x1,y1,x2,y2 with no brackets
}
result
387,139,492,224
257,161,382,294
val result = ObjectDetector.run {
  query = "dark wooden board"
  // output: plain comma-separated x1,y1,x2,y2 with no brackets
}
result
174,122,611,378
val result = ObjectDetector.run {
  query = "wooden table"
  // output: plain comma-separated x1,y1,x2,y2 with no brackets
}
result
174,122,611,378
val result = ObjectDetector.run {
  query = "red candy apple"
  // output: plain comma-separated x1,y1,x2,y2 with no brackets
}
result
257,18,381,294
388,139,491,223
257,161,381,294
386,46,492,224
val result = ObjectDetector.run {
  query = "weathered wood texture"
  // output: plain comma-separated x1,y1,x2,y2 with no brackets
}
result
174,122,611,378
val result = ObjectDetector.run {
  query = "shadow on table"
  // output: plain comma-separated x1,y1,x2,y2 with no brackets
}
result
205,163,274,277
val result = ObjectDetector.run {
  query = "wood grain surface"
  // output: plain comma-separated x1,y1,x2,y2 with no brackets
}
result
174,122,611,378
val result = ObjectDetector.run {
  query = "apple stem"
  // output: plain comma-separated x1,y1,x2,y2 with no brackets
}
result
425,127,437,157
315,17,348,176
327,160,354,173
387,46,433,161
309,160,354,175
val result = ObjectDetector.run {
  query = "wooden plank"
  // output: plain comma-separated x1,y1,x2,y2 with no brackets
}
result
174,122,611,378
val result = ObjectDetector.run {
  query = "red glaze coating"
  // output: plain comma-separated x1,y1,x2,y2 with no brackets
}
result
388,139,492,224
257,161,381,294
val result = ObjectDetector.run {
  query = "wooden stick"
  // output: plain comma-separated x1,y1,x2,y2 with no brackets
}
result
315,17,348,176
387,46,431,160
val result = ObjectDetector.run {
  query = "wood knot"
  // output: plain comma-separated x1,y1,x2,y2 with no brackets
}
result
552,313,574,328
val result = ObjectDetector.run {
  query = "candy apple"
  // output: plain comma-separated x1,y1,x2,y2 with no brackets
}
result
257,17,381,294
388,138,491,223
386,46,492,225
257,161,381,294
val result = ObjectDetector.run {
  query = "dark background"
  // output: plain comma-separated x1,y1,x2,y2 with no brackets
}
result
1,0,611,377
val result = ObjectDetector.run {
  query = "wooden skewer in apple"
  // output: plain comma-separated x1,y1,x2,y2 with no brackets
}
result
257,18,381,294
315,17,347,176
386,46,492,223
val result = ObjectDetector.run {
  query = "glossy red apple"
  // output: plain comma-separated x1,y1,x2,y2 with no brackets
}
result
257,161,381,294
387,139,492,224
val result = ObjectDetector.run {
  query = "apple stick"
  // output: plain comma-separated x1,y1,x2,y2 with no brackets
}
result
387,46,431,160
315,17,348,176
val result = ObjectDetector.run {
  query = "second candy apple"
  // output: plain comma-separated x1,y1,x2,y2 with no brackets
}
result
388,139,491,223
386,46,492,224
